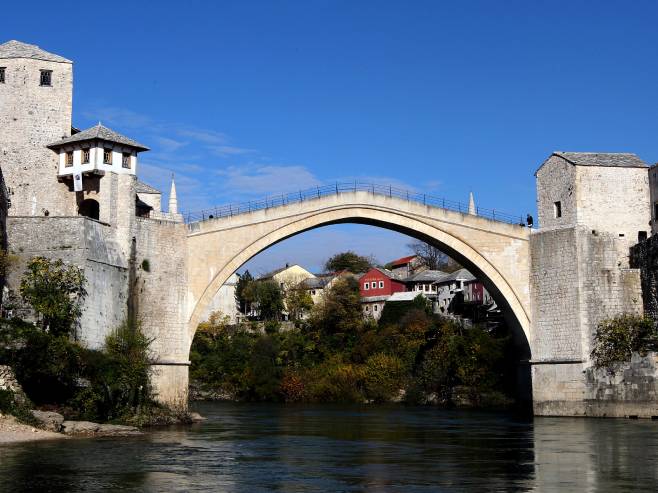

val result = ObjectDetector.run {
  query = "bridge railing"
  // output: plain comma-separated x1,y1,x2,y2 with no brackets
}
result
183,182,525,225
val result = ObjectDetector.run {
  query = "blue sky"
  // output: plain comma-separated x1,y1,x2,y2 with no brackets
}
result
6,1,658,274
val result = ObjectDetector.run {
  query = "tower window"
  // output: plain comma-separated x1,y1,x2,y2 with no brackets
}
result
0,67,5,84
553,201,562,218
122,153,131,169
65,151,73,167
103,149,112,164
81,149,90,164
39,70,52,86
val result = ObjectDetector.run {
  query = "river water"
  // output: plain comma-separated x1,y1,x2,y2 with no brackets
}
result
1,402,657,492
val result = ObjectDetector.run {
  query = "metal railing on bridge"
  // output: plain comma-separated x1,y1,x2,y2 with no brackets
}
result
183,182,525,225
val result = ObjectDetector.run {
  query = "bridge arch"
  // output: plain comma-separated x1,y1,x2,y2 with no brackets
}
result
186,195,532,359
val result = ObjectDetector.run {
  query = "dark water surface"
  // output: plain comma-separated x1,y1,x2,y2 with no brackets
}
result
1,402,657,492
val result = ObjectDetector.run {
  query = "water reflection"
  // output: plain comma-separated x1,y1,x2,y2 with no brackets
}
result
0,403,657,492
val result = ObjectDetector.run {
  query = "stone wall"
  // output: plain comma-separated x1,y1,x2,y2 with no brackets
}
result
576,165,650,258
530,226,644,416
5,216,128,348
535,155,577,230
0,56,75,216
584,353,658,418
132,217,189,402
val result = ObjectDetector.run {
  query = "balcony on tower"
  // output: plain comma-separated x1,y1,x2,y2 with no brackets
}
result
48,123,149,181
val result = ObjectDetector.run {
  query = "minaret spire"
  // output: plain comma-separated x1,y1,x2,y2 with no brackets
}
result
468,191,476,215
169,173,178,214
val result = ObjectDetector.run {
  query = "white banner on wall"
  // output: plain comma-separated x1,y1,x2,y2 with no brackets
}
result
73,173,83,192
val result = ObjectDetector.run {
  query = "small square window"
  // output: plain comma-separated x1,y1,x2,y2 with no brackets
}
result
553,201,562,219
103,149,112,164
379,281,384,289
65,151,73,167
122,152,131,169
39,70,52,87
82,149,90,164
364,282,369,290
0,67,5,84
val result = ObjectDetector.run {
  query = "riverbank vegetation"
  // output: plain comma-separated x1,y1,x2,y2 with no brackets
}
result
0,257,183,427
191,276,516,408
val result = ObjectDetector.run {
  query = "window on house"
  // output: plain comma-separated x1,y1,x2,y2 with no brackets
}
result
311,290,316,296
81,149,90,164
364,282,369,290
379,281,384,289
103,149,112,164
365,305,370,312
39,70,52,86
374,305,378,312
65,151,73,167
0,68,5,84
553,201,562,219
122,153,131,169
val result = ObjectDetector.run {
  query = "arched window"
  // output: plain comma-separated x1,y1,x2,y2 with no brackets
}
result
78,199,99,220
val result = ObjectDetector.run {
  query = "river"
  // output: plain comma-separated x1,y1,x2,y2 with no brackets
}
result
1,402,657,492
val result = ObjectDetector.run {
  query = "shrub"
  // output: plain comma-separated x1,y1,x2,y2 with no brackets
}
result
19,257,86,337
363,353,405,402
0,388,35,425
591,314,658,369
83,320,153,420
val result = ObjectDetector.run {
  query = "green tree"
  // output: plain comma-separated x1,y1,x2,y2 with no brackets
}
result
310,277,364,351
235,270,255,315
19,257,86,337
324,251,374,273
284,281,314,321
255,280,284,321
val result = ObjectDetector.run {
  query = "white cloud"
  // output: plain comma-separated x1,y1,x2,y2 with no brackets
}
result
217,165,322,196
176,128,228,145
209,145,257,157
154,136,188,152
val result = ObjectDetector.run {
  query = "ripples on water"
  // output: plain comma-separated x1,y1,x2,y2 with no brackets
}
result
1,402,657,492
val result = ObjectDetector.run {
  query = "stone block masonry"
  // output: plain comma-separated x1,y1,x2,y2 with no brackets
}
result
530,226,644,416
6,216,128,348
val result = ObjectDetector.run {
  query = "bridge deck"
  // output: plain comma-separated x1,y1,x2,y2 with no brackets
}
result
183,182,525,225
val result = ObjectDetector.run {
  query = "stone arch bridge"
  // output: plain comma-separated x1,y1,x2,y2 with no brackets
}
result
175,184,532,375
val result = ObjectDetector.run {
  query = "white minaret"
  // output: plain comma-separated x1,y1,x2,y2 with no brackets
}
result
468,191,476,215
168,174,178,214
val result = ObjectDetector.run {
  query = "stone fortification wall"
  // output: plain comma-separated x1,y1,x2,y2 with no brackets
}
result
530,226,643,416
6,216,128,348
0,56,75,216
575,166,650,253
535,155,577,230
530,227,582,362
585,353,658,418
132,217,189,405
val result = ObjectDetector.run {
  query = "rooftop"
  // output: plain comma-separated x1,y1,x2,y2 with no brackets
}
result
404,270,448,283
387,291,427,302
388,255,417,267
0,40,72,63
537,152,649,175
47,123,149,151
135,181,160,194
434,268,476,284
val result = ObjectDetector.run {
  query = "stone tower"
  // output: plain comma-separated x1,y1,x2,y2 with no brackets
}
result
0,40,75,216
530,152,649,415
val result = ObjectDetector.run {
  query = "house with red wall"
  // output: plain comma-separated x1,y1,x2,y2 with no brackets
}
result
359,267,407,319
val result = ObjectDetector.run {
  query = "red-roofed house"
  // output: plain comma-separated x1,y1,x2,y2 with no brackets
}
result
388,255,424,277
